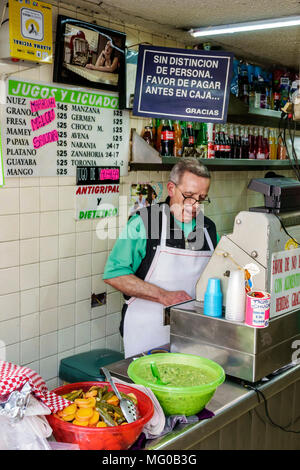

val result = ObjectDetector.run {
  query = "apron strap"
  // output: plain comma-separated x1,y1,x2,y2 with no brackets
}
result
160,205,168,249
204,227,215,251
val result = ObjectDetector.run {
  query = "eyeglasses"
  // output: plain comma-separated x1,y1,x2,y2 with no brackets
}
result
172,182,211,205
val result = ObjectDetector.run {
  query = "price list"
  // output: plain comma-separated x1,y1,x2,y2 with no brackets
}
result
2,78,130,177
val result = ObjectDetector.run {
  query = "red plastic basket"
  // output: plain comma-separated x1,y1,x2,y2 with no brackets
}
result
47,381,154,450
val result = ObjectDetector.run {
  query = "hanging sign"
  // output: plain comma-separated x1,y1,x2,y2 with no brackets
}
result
270,247,300,318
75,166,120,221
9,0,53,63
1,78,130,177
133,45,233,123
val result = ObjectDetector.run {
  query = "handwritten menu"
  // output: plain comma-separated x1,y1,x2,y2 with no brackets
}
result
270,247,300,318
1,78,130,177
75,166,120,220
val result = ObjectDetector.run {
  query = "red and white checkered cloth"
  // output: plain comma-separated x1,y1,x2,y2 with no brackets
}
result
0,361,71,413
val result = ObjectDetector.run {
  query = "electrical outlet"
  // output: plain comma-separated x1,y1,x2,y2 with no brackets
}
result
91,292,106,308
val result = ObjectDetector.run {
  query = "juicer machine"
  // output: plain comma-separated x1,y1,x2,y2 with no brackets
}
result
168,178,300,382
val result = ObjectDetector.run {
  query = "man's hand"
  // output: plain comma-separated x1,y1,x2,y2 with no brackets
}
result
104,274,192,306
159,290,192,307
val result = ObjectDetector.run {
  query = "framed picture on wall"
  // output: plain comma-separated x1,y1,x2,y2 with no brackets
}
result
53,15,126,108
125,48,138,109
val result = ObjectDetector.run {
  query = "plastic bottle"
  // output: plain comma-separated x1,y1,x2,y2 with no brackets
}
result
219,125,226,158
187,122,195,147
269,128,277,160
214,124,220,158
156,119,163,153
223,124,231,158
161,120,174,157
207,123,215,159
196,123,208,158
228,125,235,159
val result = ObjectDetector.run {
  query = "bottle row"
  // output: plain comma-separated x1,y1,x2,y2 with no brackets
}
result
141,119,287,160
231,61,299,111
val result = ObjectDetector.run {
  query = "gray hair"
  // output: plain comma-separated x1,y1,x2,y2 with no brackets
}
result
169,157,210,185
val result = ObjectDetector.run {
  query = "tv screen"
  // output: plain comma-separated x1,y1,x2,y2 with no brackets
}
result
53,15,126,108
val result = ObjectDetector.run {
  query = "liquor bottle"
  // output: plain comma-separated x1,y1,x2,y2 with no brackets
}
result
256,127,265,160
269,128,277,160
161,120,174,156
238,64,249,105
173,120,183,157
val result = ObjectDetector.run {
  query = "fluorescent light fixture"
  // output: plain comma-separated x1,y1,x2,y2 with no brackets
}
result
189,16,300,37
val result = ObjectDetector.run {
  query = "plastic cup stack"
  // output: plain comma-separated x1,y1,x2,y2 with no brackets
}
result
204,278,223,318
225,269,246,322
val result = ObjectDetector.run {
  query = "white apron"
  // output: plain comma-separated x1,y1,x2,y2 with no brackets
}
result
123,208,214,358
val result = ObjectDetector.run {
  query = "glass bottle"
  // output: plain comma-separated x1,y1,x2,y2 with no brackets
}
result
269,129,277,160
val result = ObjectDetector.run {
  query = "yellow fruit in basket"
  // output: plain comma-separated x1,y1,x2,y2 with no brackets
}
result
88,410,100,426
62,413,76,422
85,390,98,398
75,407,94,422
107,395,119,407
61,404,77,417
72,419,89,427
75,397,96,408
96,421,107,428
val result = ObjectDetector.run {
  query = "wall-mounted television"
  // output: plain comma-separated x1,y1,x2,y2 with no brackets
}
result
53,15,126,108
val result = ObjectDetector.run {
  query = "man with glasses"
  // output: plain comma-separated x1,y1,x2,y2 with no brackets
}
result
103,157,218,358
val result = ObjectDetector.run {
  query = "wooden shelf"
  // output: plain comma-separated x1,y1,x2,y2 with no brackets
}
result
129,158,294,172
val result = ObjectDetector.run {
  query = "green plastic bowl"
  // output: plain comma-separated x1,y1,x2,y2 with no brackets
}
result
127,353,225,416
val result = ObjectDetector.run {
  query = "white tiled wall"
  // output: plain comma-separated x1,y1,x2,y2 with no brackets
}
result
0,4,295,389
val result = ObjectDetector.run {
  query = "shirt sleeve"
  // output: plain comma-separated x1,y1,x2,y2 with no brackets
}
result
102,214,147,280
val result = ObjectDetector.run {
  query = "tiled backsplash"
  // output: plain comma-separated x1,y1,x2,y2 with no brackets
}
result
0,4,296,388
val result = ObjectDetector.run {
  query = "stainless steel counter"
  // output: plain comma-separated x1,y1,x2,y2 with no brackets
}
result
108,358,300,450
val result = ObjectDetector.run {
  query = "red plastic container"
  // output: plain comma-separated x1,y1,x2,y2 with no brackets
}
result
47,381,154,450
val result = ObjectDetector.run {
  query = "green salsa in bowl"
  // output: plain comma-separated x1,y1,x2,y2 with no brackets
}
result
127,353,225,416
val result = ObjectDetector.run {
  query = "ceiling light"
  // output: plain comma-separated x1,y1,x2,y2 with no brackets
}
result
189,16,300,37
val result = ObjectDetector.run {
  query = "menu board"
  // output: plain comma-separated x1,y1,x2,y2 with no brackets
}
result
1,78,130,177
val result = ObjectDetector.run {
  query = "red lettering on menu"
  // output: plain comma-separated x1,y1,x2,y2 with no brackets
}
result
292,256,297,270
272,259,283,274
276,295,289,312
285,257,290,272
292,291,300,307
